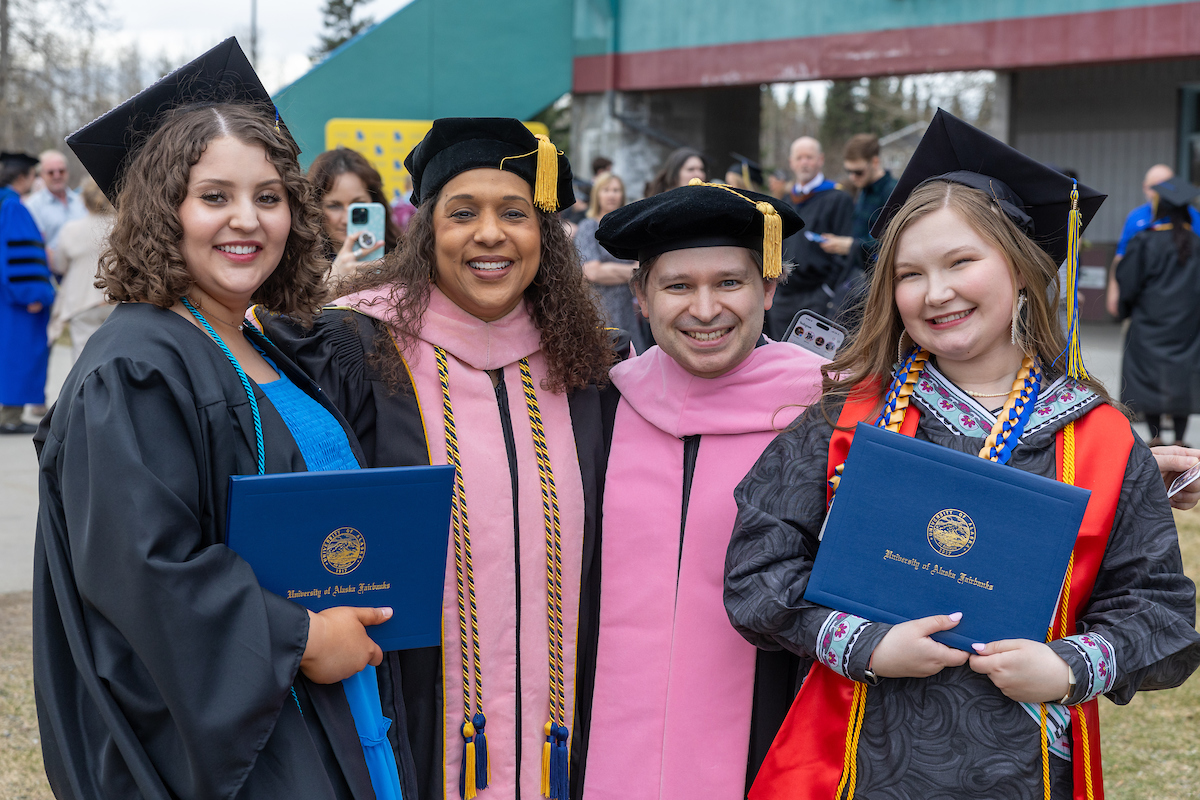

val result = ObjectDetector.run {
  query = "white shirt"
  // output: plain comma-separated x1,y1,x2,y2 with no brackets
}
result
793,173,827,195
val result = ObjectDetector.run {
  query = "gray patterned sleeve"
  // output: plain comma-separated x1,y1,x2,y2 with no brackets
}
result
1050,438,1200,704
724,405,890,674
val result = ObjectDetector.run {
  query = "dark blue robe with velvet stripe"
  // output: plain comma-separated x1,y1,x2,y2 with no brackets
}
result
0,186,53,405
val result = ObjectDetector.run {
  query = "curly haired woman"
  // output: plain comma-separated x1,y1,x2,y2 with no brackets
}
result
253,118,623,800
35,40,409,800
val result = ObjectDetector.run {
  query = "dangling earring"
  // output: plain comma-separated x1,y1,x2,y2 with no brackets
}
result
1011,289,1027,346
897,330,911,364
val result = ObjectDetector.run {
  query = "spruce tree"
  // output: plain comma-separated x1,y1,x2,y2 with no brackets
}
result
311,0,376,62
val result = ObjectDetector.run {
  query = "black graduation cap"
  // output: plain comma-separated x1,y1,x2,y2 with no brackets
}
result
404,118,574,213
595,180,802,279
871,109,1105,266
65,37,284,203
0,152,39,171
726,156,764,189
1151,179,1200,210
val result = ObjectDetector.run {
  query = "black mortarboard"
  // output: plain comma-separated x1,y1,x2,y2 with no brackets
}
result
871,109,1105,266
0,152,39,171
66,37,284,203
1151,179,1200,210
596,180,803,279
726,156,764,189
404,118,574,212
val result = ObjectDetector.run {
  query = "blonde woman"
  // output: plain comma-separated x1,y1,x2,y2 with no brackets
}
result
574,172,639,341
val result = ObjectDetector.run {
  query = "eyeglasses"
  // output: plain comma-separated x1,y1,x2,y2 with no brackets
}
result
43,169,66,176
845,168,867,177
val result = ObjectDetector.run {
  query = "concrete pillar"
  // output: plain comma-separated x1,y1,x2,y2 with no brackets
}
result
571,86,761,200
986,71,1013,144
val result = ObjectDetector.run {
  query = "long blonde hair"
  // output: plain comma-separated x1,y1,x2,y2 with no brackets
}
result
587,172,625,219
820,180,1113,424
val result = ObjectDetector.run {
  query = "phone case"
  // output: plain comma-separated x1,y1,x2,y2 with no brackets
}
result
785,309,846,359
346,202,387,261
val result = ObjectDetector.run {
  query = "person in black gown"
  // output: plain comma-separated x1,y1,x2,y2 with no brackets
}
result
33,40,411,800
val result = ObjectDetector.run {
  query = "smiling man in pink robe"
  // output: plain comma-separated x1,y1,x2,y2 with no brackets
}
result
581,182,826,799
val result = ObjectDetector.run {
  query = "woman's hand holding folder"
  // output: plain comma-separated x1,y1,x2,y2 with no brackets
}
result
969,639,1072,703
301,606,394,683
869,612,970,678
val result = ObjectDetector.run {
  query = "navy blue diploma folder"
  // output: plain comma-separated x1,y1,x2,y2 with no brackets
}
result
226,465,454,651
806,423,1091,651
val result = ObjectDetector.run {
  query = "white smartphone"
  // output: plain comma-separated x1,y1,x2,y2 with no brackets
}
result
346,202,387,262
1168,460,1200,498
785,309,847,360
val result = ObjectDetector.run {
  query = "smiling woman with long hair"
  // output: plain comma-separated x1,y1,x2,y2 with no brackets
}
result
34,41,413,800
254,118,621,800
724,111,1199,799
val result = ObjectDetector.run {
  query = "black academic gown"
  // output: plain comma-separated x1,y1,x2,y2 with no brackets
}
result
1117,226,1200,417
768,186,856,338
255,307,622,800
33,303,412,800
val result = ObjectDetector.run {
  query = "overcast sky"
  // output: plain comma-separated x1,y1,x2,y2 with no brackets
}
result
94,0,414,93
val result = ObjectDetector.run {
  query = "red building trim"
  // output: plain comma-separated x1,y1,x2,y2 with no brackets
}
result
573,2,1200,93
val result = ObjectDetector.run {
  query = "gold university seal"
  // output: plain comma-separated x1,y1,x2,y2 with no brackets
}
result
926,509,975,557
321,527,366,575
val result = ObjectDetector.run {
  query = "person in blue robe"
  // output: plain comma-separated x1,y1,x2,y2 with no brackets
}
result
0,151,53,434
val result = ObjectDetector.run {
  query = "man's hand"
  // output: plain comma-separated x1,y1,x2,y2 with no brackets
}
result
969,639,1071,703
869,612,970,678
300,606,391,684
819,234,853,256
1152,445,1200,510
27,302,43,313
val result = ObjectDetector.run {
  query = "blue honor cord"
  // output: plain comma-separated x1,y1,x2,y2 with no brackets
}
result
180,297,265,475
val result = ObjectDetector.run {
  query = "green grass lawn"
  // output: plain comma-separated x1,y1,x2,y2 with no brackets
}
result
1100,509,1200,800
1,515,1197,799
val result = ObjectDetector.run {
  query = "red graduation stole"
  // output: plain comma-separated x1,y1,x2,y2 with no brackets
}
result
749,385,1130,800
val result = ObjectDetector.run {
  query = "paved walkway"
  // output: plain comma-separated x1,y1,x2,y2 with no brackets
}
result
0,322,1168,594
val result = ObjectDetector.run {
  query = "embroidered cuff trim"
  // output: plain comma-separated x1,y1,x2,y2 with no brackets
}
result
1061,632,1118,702
816,611,873,679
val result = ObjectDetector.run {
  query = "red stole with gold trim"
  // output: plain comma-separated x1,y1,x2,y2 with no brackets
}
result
749,386,1129,800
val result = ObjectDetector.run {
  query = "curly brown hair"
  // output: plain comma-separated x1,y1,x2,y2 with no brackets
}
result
340,192,614,394
98,102,329,321
308,147,402,252
820,179,1115,426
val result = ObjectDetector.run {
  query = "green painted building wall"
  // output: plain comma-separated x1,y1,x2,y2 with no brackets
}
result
274,0,573,163
573,0,1180,56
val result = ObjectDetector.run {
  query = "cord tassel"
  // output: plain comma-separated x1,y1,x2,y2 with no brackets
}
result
757,201,783,279
1064,182,1090,381
461,720,478,800
534,134,559,212
551,724,570,800
473,712,490,790
541,721,553,797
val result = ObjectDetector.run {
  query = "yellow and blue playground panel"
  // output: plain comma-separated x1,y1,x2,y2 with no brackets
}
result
325,119,551,205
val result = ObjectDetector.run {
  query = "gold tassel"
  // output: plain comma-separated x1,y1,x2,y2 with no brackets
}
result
463,719,478,800
541,721,552,797
1065,183,1090,381
757,201,783,280
534,134,559,212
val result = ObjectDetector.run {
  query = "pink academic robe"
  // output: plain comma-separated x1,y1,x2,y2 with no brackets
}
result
584,342,824,800
347,286,586,800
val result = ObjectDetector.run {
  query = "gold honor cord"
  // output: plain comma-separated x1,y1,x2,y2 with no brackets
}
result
1038,421,1094,800
435,347,490,799
518,359,570,800
830,348,1042,799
